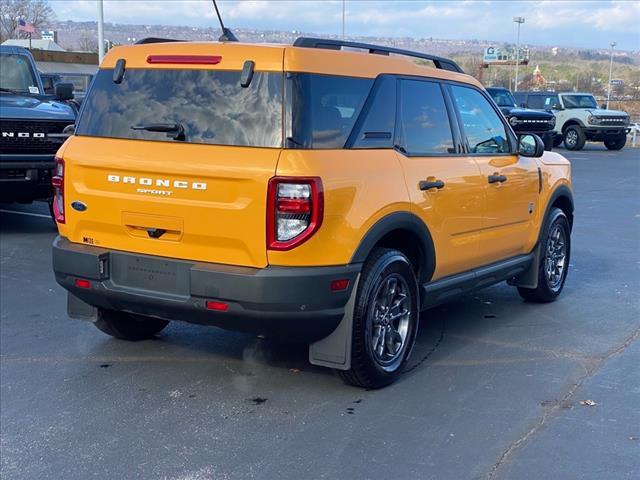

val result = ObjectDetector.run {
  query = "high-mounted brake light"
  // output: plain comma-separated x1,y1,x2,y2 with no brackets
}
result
146,55,222,65
267,177,323,251
51,156,65,224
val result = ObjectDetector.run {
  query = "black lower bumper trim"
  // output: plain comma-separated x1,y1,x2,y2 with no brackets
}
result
52,237,361,341
0,159,54,202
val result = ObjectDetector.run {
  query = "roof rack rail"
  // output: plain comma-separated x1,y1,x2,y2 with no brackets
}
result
293,37,464,73
135,37,184,45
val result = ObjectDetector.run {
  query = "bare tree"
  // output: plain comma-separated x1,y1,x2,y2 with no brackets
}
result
78,33,98,53
0,0,55,43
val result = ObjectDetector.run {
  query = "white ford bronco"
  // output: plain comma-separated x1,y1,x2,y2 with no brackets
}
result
514,91,630,151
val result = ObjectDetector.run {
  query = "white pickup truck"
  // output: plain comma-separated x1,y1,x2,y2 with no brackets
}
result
514,91,630,151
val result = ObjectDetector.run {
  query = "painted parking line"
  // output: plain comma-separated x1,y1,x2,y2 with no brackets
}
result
0,209,50,219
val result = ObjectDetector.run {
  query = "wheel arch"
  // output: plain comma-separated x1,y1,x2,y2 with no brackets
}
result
561,119,585,132
541,184,574,241
351,211,435,284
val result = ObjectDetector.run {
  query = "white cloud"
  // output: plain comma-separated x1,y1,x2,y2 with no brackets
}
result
48,0,640,49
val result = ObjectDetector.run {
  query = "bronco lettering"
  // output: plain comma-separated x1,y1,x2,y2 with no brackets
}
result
107,174,207,190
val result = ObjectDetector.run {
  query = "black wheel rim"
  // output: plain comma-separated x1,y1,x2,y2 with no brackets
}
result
368,273,412,370
545,223,568,292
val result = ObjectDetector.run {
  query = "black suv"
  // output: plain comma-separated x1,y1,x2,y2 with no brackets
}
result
1,45,76,208
486,87,558,150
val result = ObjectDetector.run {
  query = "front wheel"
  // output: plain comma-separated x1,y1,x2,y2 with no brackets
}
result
564,125,586,150
604,135,626,150
338,248,419,389
518,208,571,303
94,309,169,341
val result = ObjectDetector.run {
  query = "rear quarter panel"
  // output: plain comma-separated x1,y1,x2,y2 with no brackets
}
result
269,150,411,267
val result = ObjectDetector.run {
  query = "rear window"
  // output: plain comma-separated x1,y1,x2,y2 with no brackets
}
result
75,68,283,148
286,73,373,149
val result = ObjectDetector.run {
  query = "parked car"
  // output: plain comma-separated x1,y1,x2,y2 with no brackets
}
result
514,91,630,150
52,38,573,388
0,45,76,210
486,87,558,150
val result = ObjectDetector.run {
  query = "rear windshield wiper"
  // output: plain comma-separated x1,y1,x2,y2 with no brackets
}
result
131,122,185,141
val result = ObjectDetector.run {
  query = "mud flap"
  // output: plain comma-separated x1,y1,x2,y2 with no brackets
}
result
509,243,541,289
67,292,98,321
308,275,360,371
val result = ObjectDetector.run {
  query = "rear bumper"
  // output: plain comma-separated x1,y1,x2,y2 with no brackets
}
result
52,236,361,341
0,155,55,202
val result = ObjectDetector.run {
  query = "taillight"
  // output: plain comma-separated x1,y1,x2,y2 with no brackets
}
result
267,177,323,250
51,156,65,224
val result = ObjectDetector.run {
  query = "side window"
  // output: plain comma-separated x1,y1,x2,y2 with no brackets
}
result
351,76,396,149
451,85,510,154
397,79,455,155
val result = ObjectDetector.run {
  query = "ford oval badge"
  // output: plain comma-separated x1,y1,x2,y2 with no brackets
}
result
71,201,87,212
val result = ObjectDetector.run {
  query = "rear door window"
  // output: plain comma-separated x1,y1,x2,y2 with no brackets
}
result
396,79,455,155
450,85,510,154
76,68,283,147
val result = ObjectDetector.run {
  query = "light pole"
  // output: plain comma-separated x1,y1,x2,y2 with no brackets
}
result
606,42,616,109
342,0,345,40
513,16,525,92
97,0,105,63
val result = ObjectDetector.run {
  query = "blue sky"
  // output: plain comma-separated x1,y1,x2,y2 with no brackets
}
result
51,0,640,50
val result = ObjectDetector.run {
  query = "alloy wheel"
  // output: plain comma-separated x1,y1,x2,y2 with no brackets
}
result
368,274,412,369
565,130,577,147
545,224,567,292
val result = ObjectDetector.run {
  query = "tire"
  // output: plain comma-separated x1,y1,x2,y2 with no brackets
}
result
518,207,571,303
338,248,419,389
563,125,586,151
604,135,626,151
553,136,564,148
94,309,169,341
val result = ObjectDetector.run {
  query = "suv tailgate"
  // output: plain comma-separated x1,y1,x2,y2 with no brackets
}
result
60,136,279,268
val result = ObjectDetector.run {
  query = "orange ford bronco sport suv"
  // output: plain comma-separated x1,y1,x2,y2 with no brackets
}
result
52,38,573,388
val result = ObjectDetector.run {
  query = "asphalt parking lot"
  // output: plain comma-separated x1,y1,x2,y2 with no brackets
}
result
1,144,639,480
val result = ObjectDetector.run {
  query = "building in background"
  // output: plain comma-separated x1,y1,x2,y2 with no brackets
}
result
1,38,65,52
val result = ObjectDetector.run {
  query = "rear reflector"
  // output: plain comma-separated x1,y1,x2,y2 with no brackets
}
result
330,279,350,292
74,279,91,289
146,55,222,65
205,300,229,312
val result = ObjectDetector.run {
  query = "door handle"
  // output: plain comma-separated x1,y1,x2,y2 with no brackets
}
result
488,174,507,184
419,179,445,191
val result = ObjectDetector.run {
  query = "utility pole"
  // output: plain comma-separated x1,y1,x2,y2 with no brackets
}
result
606,42,616,109
513,16,525,92
97,0,105,63
342,0,345,39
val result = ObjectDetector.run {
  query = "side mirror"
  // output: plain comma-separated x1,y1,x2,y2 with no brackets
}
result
55,83,74,101
519,102,526,108
518,134,545,158
600,103,607,110
551,103,563,111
